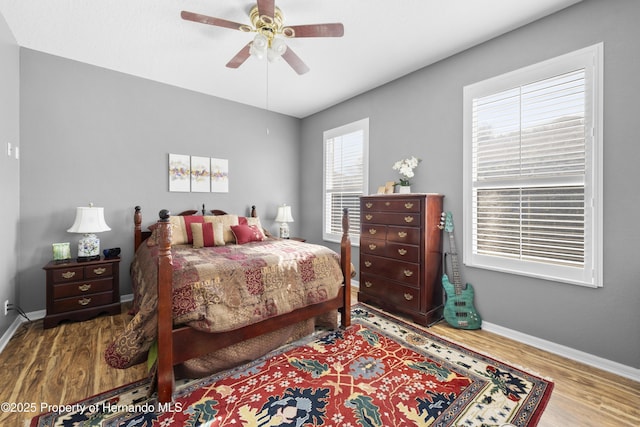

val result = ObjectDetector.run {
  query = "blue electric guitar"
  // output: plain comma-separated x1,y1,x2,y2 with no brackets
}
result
439,212,482,330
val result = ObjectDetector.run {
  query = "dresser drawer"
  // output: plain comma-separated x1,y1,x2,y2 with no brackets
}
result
362,198,421,213
386,242,420,262
360,224,387,240
360,254,420,286
53,277,114,299
361,212,421,227
50,291,114,314
360,238,387,256
52,267,85,283
387,226,421,245
360,274,420,311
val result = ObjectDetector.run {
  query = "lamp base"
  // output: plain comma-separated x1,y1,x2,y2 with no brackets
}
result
77,233,101,262
77,255,101,262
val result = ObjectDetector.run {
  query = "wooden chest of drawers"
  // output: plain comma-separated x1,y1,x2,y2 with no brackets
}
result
358,194,444,326
43,257,121,329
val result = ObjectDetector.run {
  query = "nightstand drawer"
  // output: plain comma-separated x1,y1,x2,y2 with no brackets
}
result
50,291,114,314
85,264,112,278
53,277,114,299
360,274,420,311
52,266,85,283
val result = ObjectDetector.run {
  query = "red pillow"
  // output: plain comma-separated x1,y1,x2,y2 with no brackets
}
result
231,224,265,244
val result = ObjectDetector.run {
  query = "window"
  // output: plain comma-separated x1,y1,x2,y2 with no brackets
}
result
463,44,603,287
323,118,369,243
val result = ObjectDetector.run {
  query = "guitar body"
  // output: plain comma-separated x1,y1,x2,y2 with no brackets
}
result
439,211,482,330
442,274,482,330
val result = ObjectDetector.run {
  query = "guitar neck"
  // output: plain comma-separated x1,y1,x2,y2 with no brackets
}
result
448,233,463,293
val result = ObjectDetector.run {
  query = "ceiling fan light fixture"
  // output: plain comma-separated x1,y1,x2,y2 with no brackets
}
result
267,37,287,62
250,33,269,59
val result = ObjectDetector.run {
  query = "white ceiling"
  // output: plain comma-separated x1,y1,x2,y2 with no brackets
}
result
0,0,582,118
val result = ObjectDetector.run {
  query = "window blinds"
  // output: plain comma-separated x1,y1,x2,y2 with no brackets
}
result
325,130,364,240
471,69,587,267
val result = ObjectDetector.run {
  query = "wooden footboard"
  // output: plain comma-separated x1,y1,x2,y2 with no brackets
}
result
133,206,352,403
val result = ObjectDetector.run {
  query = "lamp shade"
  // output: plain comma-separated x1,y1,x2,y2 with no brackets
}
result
274,205,294,223
67,206,111,234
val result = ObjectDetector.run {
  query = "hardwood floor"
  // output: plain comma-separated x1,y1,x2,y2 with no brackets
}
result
1,296,638,426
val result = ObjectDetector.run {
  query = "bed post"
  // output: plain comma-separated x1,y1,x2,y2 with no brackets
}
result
156,209,174,403
134,206,142,251
340,207,352,327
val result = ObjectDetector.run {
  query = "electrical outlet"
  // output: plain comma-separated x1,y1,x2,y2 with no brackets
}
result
6,143,11,157
3,300,8,316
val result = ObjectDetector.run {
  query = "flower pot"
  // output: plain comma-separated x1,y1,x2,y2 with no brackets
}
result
398,185,411,194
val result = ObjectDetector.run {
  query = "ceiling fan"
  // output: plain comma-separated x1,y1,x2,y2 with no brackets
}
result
181,0,344,75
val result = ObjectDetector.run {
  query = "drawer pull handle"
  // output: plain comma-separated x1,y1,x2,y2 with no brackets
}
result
365,214,373,220
78,284,92,292
404,293,414,301
369,244,377,250
404,216,414,223
397,231,407,238
93,267,107,275
398,249,407,256
364,281,373,288
366,203,373,208
405,202,414,209
78,297,91,306
62,271,76,279
364,261,372,267
404,269,414,277
368,228,377,235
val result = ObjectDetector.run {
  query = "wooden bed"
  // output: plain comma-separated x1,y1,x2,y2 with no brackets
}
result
131,205,352,403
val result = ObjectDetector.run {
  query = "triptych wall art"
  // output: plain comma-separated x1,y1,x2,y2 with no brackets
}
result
168,154,229,193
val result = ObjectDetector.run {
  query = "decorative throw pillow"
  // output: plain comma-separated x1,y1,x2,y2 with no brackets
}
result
169,215,205,245
231,224,266,245
191,222,221,248
204,214,239,244
239,216,267,238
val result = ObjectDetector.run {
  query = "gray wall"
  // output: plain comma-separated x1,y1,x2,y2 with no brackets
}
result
0,13,19,331
301,0,640,368
18,50,301,314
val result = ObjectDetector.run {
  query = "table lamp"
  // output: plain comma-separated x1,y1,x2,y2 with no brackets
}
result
274,204,294,239
67,204,111,261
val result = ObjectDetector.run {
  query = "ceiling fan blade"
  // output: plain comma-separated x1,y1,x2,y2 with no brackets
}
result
283,23,344,38
226,42,253,69
281,46,310,75
181,11,248,31
257,0,275,19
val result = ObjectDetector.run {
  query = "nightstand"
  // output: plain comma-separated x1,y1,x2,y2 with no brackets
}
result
43,257,121,329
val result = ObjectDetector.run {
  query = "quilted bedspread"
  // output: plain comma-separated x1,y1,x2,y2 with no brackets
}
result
105,239,344,369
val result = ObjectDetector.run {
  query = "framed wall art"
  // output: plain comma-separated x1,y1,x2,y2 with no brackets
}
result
211,158,229,193
168,154,191,192
190,156,211,192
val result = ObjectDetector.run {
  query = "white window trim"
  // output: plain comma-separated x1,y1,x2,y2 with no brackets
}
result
322,118,369,244
462,43,603,288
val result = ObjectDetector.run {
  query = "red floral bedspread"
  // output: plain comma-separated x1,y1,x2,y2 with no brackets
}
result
105,239,344,369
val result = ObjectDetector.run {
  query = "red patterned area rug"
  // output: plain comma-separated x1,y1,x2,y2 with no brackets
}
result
30,304,553,426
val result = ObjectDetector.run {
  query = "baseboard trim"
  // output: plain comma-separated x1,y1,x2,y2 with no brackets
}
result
482,321,640,382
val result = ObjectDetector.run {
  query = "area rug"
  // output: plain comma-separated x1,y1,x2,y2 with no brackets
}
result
30,304,553,426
